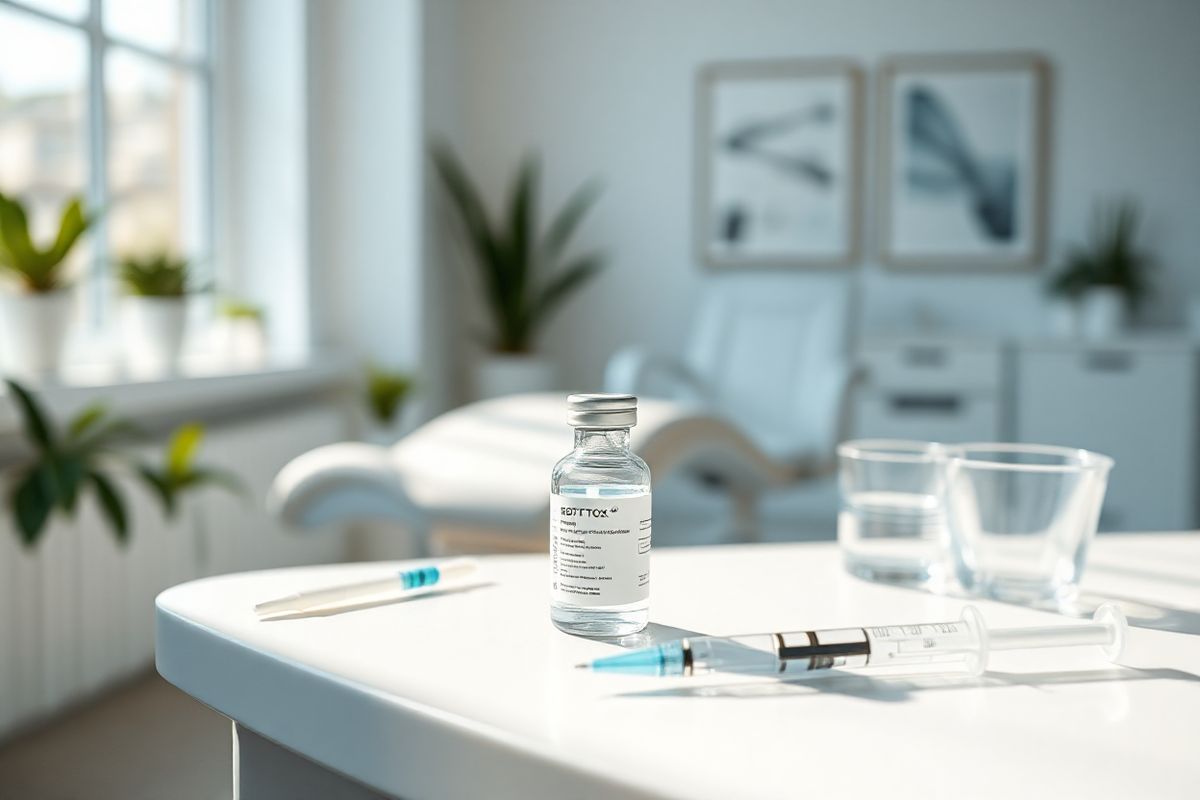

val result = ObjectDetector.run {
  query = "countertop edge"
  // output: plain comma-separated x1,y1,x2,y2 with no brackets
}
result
154,603,669,800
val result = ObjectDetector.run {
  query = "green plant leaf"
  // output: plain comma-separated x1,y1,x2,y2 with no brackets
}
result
117,250,190,297
12,463,56,547
50,453,85,513
73,417,142,453
5,378,56,451
180,467,247,498
430,143,501,267
430,142,510,337
505,154,538,319
137,464,176,517
0,193,89,291
541,179,601,262
166,423,204,480
531,252,605,329
217,298,264,321
1048,197,1154,309
89,471,128,544
67,402,108,441
365,365,415,425
431,143,604,353
0,193,39,274
0,192,13,267
46,197,91,267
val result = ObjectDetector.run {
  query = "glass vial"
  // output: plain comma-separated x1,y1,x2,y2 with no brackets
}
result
550,393,651,637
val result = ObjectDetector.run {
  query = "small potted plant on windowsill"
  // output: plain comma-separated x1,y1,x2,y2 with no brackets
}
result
117,250,196,378
213,297,268,370
0,192,93,378
431,143,605,399
1047,198,1154,340
363,363,416,444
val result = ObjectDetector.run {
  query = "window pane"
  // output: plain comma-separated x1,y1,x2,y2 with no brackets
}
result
14,0,88,21
103,0,207,59
106,49,207,263
0,7,89,242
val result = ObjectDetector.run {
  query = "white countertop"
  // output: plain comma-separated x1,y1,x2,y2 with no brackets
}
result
156,535,1200,800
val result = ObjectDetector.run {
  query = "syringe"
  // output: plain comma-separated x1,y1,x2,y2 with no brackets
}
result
576,604,1127,678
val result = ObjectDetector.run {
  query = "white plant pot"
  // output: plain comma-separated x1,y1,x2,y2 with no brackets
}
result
121,296,187,379
476,354,556,399
0,289,75,379
1079,288,1126,340
212,317,268,371
1046,299,1080,339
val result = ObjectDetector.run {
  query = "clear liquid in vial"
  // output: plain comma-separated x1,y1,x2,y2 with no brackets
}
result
550,484,650,637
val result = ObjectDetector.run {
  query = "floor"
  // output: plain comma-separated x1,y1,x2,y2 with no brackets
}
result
0,672,230,800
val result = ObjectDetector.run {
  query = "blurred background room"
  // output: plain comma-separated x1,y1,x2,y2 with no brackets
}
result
1,0,1198,797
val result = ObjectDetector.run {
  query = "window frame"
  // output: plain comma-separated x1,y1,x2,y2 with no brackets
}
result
0,0,215,326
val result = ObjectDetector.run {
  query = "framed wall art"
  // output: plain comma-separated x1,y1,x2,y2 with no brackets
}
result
696,59,862,269
877,53,1050,270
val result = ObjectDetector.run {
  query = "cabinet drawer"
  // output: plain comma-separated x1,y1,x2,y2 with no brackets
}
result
859,341,1001,392
1016,348,1197,530
853,392,1000,444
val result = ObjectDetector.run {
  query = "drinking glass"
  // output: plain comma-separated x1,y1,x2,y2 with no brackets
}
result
941,443,1113,605
837,440,947,585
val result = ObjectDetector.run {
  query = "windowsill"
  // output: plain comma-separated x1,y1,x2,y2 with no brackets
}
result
0,352,355,437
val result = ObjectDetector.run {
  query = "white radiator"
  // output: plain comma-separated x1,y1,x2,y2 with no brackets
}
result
0,402,352,740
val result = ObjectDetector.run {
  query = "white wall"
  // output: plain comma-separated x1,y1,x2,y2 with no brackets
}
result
307,0,450,418
218,0,311,358
441,0,1200,392
420,0,465,413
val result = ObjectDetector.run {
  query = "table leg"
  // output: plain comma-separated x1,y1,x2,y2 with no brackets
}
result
232,722,394,799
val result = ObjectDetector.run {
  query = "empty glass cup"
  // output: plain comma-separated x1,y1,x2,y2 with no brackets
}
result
837,440,947,585
941,443,1113,605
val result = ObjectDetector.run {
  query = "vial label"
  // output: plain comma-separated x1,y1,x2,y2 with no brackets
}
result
550,494,651,607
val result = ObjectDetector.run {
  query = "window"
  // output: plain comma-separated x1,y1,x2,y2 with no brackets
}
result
0,0,211,326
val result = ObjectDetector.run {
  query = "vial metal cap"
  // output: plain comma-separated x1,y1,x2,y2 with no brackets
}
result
566,393,638,428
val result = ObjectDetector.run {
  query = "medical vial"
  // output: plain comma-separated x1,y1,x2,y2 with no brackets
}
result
550,394,651,637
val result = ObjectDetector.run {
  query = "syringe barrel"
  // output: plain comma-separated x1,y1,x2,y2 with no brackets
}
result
861,620,981,673
704,621,982,677
685,604,1126,678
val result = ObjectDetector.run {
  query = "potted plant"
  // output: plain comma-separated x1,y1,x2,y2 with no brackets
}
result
0,192,93,378
117,250,194,378
213,297,268,370
1048,199,1154,340
4,378,241,547
431,143,605,398
364,363,415,443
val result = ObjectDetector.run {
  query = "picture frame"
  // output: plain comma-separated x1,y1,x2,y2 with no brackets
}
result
695,59,862,270
877,53,1050,270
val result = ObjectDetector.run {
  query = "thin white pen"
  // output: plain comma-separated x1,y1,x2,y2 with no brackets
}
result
255,558,479,617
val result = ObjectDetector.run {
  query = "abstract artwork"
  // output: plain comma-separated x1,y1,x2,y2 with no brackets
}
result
878,54,1048,269
696,60,861,268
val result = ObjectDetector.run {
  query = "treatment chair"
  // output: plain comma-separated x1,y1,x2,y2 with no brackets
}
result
604,273,857,536
272,394,796,554
271,275,856,553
